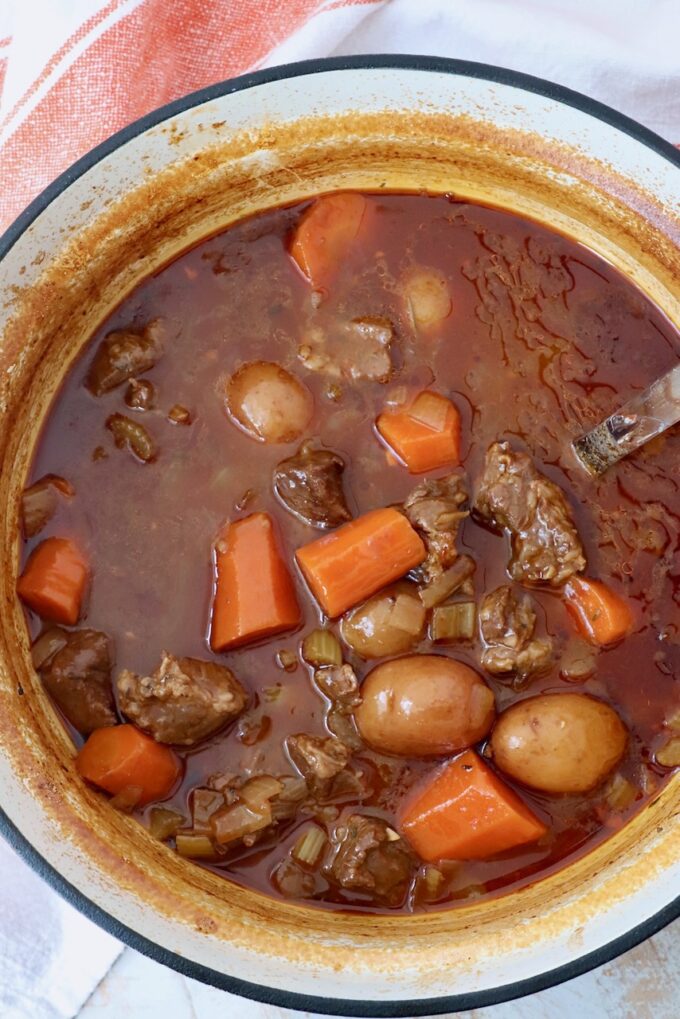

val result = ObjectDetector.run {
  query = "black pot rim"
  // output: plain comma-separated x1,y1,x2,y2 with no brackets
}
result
0,54,678,1017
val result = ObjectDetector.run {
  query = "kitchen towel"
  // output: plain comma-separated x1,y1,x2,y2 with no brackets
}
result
0,2,678,1017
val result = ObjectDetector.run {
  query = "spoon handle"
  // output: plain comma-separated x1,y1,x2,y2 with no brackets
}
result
573,362,680,475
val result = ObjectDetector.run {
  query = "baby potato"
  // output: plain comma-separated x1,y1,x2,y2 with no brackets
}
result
401,267,452,332
355,654,495,757
341,582,426,659
491,693,627,794
226,361,313,443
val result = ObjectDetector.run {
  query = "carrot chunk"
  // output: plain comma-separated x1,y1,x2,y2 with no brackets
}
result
210,512,301,651
376,391,461,474
17,537,88,625
76,724,181,805
296,507,426,618
289,193,368,288
564,576,634,646
400,749,547,861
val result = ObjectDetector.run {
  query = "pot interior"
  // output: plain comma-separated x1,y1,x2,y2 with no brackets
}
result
0,65,678,1004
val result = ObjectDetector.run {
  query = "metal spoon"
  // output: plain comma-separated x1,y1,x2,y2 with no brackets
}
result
573,362,680,475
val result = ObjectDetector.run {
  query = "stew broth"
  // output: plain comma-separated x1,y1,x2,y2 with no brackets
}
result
20,193,679,913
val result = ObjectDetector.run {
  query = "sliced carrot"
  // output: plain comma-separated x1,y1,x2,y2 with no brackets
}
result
210,512,301,651
289,193,368,288
17,537,88,625
376,390,461,474
76,724,181,805
400,750,547,862
296,507,426,618
564,576,634,646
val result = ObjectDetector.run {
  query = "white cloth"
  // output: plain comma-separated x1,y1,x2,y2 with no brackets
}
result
0,838,121,1018
264,0,680,141
1,3,678,1017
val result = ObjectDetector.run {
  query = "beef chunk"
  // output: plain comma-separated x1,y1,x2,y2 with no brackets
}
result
474,442,585,586
117,652,247,745
313,663,361,712
274,443,351,529
326,815,414,905
39,629,116,735
404,473,469,582
299,316,395,382
479,586,552,678
287,734,352,796
86,319,164,396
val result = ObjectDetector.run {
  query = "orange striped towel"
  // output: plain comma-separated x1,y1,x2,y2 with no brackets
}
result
0,0,385,234
1,1,678,238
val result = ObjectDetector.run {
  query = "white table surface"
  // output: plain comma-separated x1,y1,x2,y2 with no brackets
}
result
79,919,678,1019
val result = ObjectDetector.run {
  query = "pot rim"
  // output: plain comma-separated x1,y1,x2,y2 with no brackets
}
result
0,54,678,1016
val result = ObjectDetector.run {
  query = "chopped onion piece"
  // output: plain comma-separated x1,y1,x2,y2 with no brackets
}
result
276,649,298,672
240,775,283,808
388,592,426,635
272,858,316,898
560,637,598,683
431,602,476,642
666,709,680,732
293,825,327,867
109,785,144,813
422,865,445,900
419,555,476,609
211,802,272,845
301,629,342,668
603,773,637,812
149,807,186,841
176,833,216,858
656,736,680,768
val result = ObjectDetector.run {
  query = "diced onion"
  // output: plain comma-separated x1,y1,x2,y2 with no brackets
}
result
211,802,272,845
293,825,327,867
388,592,426,635
176,833,216,858
149,807,185,841
666,709,680,732
109,785,143,813
656,736,680,768
419,556,476,609
603,773,637,812
240,775,283,808
276,649,298,672
301,629,342,668
272,858,316,898
422,865,444,900
560,638,598,683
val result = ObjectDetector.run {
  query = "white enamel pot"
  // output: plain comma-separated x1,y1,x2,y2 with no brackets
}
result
0,57,678,1016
